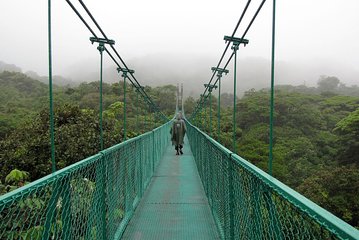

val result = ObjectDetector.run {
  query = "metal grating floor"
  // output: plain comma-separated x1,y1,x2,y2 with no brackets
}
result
121,137,220,240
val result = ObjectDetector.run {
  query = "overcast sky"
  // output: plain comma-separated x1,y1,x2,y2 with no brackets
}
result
0,0,358,92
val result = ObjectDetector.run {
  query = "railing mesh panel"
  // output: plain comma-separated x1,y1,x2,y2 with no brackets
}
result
186,119,359,240
0,121,171,240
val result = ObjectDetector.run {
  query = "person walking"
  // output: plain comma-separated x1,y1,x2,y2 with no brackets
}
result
171,112,187,155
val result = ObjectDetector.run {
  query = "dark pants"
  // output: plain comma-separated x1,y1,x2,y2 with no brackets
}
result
175,145,183,151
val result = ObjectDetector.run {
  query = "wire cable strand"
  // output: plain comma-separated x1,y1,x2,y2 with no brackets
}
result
77,0,165,118
196,0,252,112
65,0,167,120
191,0,267,118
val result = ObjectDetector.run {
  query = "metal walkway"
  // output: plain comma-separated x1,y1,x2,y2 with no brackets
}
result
122,137,220,239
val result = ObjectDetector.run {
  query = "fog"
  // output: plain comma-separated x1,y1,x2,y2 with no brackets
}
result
0,0,358,96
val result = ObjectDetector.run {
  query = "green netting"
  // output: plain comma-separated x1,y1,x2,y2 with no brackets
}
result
0,121,171,240
185,119,359,240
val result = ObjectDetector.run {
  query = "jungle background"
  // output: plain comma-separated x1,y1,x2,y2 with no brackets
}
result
0,70,358,228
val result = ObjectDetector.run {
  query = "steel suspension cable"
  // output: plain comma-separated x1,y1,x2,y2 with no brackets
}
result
206,0,267,95
194,0,252,114
77,0,166,120
191,0,267,118
65,0,166,121
65,0,98,37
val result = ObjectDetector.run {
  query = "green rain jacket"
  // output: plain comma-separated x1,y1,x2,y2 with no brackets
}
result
170,119,186,146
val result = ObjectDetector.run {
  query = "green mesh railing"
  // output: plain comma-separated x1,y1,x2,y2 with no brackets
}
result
0,121,171,240
185,119,359,240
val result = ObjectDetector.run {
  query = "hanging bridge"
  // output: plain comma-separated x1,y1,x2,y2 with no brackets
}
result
1,0,359,239
1,116,359,239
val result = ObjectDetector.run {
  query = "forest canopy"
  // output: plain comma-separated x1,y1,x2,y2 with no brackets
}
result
0,71,358,228
185,76,359,228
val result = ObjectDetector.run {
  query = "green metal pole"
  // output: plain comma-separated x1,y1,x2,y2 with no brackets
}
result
204,101,207,133
217,77,221,141
233,48,238,153
269,0,276,176
152,109,155,130
145,107,148,131
118,81,122,140
99,44,104,150
123,75,127,141
48,0,56,172
209,92,212,136
136,90,139,134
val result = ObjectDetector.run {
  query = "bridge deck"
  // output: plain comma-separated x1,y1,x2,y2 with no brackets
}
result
122,137,219,240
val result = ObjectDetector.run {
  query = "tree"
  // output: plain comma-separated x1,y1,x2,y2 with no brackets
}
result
317,76,340,92
149,85,177,115
297,167,359,228
335,109,359,165
184,96,196,115
0,104,118,181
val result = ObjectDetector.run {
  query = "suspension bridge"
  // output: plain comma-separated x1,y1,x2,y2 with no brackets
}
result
1,0,359,239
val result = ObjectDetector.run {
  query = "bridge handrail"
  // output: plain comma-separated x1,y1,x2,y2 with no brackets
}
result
185,119,359,240
0,121,172,239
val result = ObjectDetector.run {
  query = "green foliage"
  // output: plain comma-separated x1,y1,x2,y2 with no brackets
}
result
0,71,48,138
184,96,195,114
335,109,359,165
1,70,358,228
335,108,359,134
186,81,359,228
5,169,29,185
0,72,174,183
297,167,359,227
317,75,340,92
148,85,177,116
0,104,111,180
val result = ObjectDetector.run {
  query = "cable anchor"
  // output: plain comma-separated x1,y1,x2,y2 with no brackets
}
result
90,37,115,53
211,67,229,78
204,84,218,93
117,67,135,78
224,35,249,51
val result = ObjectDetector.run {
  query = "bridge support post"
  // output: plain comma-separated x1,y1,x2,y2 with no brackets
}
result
42,183,61,240
90,37,115,150
210,67,229,141
204,84,217,137
99,46,104,150
232,46,238,153
204,99,207,132
61,177,72,240
124,74,126,140
152,130,155,173
200,94,208,132
269,0,277,176
100,155,107,240
138,140,143,198
223,35,249,153
136,89,139,132
117,67,135,141
217,78,221,140
135,85,144,134
48,0,56,173
228,154,235,240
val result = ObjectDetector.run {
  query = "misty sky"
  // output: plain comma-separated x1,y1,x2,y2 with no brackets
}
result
0,0,358,94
